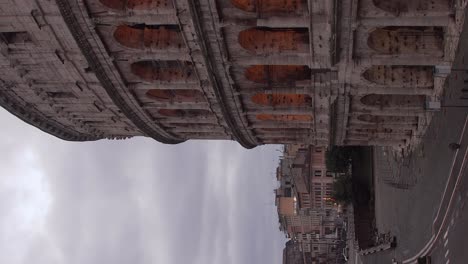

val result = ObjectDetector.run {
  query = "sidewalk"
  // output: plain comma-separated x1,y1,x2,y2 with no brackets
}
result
346,204,362,264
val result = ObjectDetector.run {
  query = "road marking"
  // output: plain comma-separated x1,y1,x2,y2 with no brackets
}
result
446,259,450,264
444,229,449,239
403,115,468,264
432,115,468,229
445,249,450,258
444,238,449,248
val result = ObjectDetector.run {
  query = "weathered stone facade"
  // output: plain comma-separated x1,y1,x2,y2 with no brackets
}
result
0,0,466,148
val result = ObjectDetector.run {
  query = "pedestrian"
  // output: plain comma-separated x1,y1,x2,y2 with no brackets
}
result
449,142,461,150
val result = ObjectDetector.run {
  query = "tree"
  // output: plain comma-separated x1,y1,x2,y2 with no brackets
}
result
325,146,354,173
332,175,353,205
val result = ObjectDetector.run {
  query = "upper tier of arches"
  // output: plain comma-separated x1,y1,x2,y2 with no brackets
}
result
251,93,312,107
367,26,444,56
230,0,305,15
372,0,450,15
114,24,183,50
99,0,172,10
245,65,311,84
131,61,194,83
238,28,309,54
146,89,205,103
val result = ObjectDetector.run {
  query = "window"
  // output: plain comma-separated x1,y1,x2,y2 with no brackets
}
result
0,31,31,44
46,92,76,99
315,148,322,153
326,171,333,177
314,170,322,177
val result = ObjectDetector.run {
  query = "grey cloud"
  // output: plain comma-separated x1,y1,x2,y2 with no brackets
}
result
1,108,286,264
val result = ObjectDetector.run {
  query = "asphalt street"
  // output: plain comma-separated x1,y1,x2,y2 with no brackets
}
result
430,140,468,264
360,9,468,264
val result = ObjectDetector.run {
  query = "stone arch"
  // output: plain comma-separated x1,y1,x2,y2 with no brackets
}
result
356,128,395,134
367,27,444,55
372,0,450,15
257,127,308,132
245,65,311,84
230,0,304,14
146,89,205,103
113,24,183,50
360,94,426,108
251,93,312,107
158,109,211,118
238,28,308,54
131,61,194,82
357,114,418,124
362,65,434,88
99,0,172,10
256,114,312,121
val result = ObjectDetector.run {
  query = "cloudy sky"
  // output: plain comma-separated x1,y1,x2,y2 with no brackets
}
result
0,108,286,264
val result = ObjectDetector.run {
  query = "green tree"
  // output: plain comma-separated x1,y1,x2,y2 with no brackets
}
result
325,146,354,172
331,175,353,205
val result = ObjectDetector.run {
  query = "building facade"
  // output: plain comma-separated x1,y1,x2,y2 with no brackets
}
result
0,0,466,148
276,144,344,263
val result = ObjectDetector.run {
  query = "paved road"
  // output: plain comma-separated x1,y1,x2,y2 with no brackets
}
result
431,197,468,264
429,141,468,264
360,8,468,264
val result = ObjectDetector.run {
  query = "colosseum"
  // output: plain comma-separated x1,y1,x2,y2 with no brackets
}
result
0,0,465,148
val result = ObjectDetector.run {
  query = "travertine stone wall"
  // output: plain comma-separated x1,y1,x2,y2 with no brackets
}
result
0,0,466,149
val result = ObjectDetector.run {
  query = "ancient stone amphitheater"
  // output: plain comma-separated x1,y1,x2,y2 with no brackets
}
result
0,0,465,148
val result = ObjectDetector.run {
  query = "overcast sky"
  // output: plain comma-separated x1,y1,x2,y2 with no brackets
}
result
0,107,286,264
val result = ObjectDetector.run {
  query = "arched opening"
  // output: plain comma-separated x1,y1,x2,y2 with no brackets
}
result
251,93,312,107
367,27,444,55
158,109,211,118
357,114,418,124
146,89,205,102
362,65,434,88
355,128,413,136
360,94,426,108
256,114,312,121
238,28,308,54
245,65,311,84
114,24,183,50
131,61,194,82
257,127,308,133
372,0,450,15
355,128,393,133
230,0,304,14
99,0,172,10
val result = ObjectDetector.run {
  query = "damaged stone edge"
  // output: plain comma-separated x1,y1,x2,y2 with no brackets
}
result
55,0,185,144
